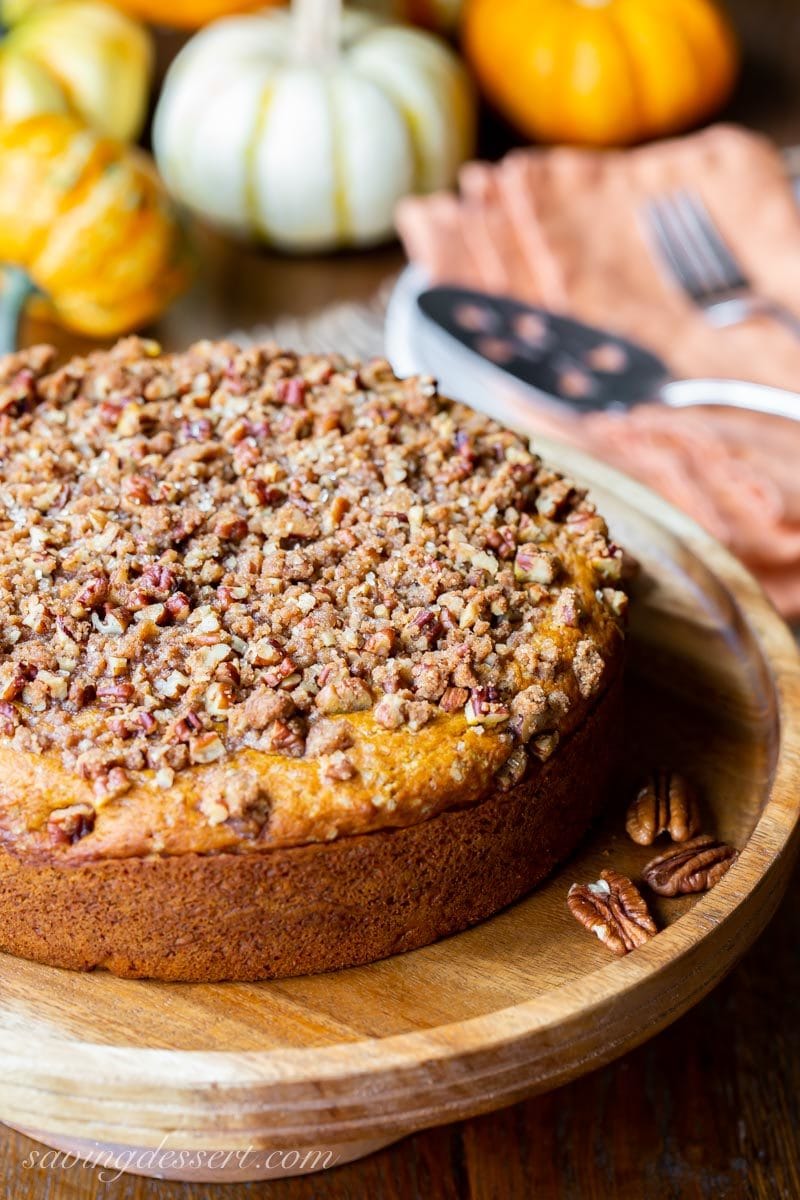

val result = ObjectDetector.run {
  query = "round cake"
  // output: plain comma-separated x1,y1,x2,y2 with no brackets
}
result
0,338,626,981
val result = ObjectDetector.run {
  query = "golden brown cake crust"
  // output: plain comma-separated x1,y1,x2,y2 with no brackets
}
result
0,669,622,982
0,338,626,866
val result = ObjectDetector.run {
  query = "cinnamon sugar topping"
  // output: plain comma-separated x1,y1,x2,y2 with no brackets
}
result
0,338,624,791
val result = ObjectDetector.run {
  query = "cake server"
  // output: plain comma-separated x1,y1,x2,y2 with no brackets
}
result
391,278,800,424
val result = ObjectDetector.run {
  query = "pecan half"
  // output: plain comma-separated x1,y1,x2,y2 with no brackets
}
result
625,769,702,846
642,835,738,897
568,869,657,956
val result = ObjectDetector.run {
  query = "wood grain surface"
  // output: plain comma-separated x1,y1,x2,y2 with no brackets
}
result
5,882,800,1199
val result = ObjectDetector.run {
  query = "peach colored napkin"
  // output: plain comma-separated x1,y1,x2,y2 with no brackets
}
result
396,124,800,618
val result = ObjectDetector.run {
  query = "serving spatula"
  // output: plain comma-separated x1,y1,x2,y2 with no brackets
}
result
405,282,800,423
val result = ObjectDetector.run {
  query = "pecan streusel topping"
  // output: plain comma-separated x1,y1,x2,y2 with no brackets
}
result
0,338,625,811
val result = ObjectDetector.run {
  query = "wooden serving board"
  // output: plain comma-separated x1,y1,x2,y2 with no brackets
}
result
1,441,798,1183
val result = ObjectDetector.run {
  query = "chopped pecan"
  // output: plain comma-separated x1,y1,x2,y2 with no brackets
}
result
189,731,225,764
591,546,624,582
97,680,135,707
206,681,234,717
407,608,442,645
551,588,582,628
165,591,191,621
320,749,357,782
0,663,25,703
509,683,549,742
91,607,129,636
122,475,153,506
536,479,574,518
74,575,109,612
263,654,300,690
514,546,560,584
465,687,509,728
572,638,604,697
325,495,350,528
440,685,469,714
305,717,353,758
214,513,249,541
140,563,180,596
484,525,517,561
364,628,396,657
0,700,17,735
372,693,435,731
599,587,629,619
626,770,702,846
263,718,306,756
238,686,294,731
531,730,559,760
642,835,738,897
495,746,528,791
315,676,373,715
215,660,241,686
568,869,657,956
275,376,307,407
93,766,131,804
48,802,96,846
170,710,203,742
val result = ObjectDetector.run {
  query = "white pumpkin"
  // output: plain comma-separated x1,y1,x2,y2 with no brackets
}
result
152,0,475,251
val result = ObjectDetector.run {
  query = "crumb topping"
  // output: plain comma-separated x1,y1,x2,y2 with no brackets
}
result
0,338,626,830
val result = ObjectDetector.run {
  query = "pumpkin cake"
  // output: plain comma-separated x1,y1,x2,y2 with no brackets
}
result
0,338,626,981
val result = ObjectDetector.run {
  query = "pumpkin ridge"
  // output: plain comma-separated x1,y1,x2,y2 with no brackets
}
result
9,41,79,116
604,2,650,140
327,73,351,243
642,0,715,118
520,3,566,143
244,82,276,241
28,127,111,267
3,3,152,141
349,54,425,191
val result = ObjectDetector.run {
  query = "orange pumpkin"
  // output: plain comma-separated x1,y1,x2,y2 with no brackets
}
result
112,0,459,31
109,0,278,28
463,0,739,147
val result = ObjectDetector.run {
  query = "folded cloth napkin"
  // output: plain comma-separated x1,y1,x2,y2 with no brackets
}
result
396,124,800,618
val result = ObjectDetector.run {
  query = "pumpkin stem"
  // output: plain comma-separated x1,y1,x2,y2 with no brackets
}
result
0,267,35,356
292,0,342,65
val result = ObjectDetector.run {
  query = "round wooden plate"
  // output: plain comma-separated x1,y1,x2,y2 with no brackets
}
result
1,441,798,1183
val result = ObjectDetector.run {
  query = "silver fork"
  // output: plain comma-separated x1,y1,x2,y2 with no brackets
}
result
646,190,800,339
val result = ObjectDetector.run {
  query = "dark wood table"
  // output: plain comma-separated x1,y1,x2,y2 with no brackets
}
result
5,2,800,1195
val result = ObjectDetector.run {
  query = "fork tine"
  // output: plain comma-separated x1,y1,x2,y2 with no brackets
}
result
666,191,732,295
679,191,749,291
646,198,706,301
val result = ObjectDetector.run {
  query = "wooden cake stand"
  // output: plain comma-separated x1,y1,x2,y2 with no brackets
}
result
1,442,798,1182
